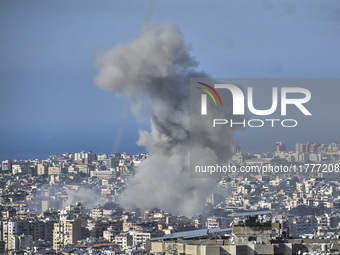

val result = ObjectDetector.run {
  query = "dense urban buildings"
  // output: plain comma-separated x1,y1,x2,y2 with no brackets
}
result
0,142,340,254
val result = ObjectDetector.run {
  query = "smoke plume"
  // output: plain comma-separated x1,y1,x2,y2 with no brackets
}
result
64,187,106,209
95,22,234,217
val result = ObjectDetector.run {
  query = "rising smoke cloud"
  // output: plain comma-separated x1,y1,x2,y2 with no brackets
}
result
95,22,234,217
64,187,106,209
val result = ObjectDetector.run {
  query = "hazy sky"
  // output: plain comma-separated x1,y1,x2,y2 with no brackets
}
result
1,0,339,159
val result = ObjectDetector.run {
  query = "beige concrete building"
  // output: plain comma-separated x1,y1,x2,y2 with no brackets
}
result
53,218,81,251
48,166,61,175
37,164,47,175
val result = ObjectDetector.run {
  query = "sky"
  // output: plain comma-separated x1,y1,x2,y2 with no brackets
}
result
0,0,339,160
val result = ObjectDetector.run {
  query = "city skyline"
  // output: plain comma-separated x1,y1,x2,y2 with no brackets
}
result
1,139,339,162
0,146,340,253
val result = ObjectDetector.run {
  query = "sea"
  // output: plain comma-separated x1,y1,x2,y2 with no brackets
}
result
0,129,145,161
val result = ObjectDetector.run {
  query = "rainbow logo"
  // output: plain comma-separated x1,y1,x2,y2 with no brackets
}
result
196,82,222,106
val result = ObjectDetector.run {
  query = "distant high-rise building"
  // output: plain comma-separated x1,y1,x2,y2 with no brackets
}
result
97,154,109,161
274,142,286,152
12,163,30,175
8,234,33,251
1,160,12,171
310,143,319,153
48,166,61,175
74,151,97,164
230,143,241,154
104,158,116,170
37,164,48,176
296,143,306,153
77,163,94,175
53,218,81,251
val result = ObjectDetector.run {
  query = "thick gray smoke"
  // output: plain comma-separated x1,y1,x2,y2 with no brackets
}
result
64,187,106,209
95,22,234,217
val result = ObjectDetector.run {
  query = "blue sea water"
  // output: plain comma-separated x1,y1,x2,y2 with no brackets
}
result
0,127,146,161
